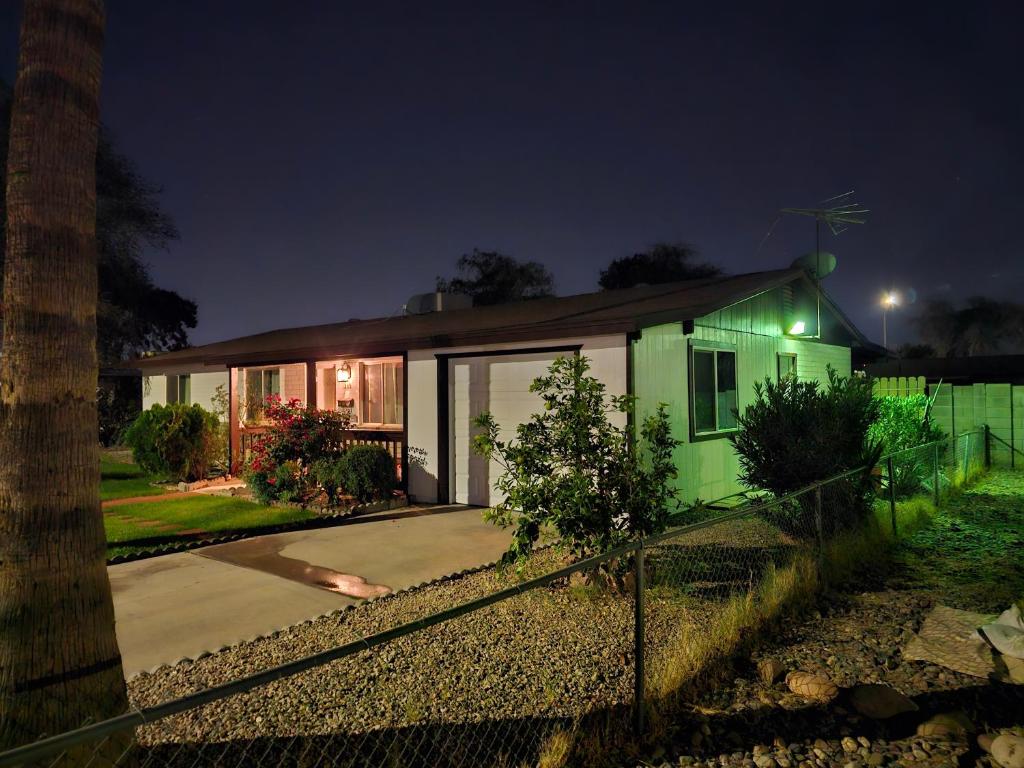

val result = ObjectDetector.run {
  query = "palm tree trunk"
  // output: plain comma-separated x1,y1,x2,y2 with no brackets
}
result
0,0,130,756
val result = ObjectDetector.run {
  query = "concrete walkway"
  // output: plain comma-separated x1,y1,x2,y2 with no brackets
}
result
109,505,509,676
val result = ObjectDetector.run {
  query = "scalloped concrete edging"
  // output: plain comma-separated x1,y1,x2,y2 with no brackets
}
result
107,496,407,566
130,543,554,679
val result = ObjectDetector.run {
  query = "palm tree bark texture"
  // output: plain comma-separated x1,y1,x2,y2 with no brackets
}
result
0,0,131,758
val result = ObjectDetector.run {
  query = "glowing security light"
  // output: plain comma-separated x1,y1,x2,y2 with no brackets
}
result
336,362,352,384
882,292,900,308
787,321,806,335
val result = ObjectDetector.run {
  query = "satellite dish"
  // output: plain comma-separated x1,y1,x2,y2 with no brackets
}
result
791,251,837,280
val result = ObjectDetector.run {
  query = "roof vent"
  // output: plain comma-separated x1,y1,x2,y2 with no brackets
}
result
403,291,473,315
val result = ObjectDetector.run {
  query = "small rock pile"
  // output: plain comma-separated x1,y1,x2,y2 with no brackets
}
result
634,590,1024,768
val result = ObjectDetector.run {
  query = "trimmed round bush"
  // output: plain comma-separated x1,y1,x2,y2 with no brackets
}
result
310,457,346,505
123,403,220,482
339,445,397,503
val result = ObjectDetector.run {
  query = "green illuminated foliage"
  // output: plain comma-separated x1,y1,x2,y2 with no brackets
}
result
473,355,681,566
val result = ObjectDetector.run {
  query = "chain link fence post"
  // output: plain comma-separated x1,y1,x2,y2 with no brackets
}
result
933,442,940,507
984,424,991,468
633,540,645,738
887,455,897,537
813,485,823,568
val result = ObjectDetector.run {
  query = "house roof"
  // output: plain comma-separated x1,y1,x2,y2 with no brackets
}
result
136,267,870,370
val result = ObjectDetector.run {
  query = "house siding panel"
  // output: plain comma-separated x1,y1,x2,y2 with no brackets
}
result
140,370,229,417
142,375,166,410
283,363,307,404
189,372,229,416
633,286,853,503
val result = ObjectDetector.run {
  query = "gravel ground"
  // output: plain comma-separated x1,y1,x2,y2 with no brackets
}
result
126,515,790,765
631,589,1023,768
628,470,1024,768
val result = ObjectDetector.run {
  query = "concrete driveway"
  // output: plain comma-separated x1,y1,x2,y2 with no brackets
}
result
109,505,509,676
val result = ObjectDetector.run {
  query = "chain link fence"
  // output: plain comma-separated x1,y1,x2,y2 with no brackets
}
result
0,430,990,768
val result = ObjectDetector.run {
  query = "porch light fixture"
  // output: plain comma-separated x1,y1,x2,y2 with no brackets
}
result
336,362,352,384
787,321,806,335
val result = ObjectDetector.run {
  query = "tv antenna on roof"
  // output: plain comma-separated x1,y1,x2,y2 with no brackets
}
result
781,189,868,278
778,190,869,338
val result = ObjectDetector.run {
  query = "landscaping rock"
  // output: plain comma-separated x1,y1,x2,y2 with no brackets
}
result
758,658,786,685
846,684,918,719
785,672,839,702
915,711,972,741
990,734,1024,768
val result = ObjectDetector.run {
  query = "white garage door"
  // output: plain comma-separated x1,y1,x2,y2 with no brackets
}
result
451,350,566,507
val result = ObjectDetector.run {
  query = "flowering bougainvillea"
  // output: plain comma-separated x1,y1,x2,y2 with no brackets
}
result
244,396,351,504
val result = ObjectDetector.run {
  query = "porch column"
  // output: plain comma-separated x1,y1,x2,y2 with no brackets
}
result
304,360,317,410
228,367,240,475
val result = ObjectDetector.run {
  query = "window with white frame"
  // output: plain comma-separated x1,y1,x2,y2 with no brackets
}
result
690,344,738,436
778,352,797,380
359,360,403,426
167,374,191,405
239,367,281,423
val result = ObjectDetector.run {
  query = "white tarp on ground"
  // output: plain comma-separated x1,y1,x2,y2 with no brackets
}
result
903,604,1024,684
980,604,1024,660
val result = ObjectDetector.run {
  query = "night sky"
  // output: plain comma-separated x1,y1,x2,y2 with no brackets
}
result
2,1,1022,348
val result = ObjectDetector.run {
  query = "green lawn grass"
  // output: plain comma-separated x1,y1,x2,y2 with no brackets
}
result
889,468,1024,612
105,495,316,559
99,458,171,501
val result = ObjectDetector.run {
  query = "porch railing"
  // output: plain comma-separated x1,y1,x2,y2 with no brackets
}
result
235,426,404,481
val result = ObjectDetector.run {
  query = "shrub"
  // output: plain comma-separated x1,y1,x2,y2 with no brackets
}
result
338,445,397,503
123,403,220,482
310,457,346,504
97,384,140,447
243,396,351,504
473,355,681,566
730,367,881,538
868,394,946,497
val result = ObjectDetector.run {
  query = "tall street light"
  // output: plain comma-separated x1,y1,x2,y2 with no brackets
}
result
881,292,899,349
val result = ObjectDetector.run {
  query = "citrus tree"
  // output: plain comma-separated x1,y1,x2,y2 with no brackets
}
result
473,355,681,567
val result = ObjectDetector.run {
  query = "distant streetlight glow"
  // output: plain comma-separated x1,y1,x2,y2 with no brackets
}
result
881,291,900,349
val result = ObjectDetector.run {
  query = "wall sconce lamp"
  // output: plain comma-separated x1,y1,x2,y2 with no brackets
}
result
336,362,352,384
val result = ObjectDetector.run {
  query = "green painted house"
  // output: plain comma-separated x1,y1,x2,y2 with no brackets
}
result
137,265,875,506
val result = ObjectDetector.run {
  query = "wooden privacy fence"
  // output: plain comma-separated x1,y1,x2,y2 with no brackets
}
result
872,377,1024,467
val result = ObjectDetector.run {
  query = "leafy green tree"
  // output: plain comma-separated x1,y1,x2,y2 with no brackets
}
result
0,81,197,365
473,355,681,567
598,242,720,290
436,249,554,306
868,394,946,497
730,368,881,537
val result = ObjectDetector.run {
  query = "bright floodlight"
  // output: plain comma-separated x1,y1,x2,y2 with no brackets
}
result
882,292,899,308
788,321,806,335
